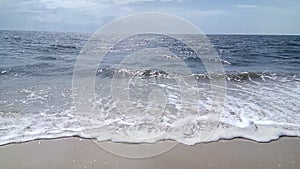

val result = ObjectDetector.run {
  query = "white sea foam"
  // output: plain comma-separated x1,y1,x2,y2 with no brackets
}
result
0,75,299,146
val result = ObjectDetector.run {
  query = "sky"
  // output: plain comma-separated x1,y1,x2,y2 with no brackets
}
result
0,0,299,34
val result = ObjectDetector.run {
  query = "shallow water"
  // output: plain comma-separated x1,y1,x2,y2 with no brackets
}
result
0,30,299,145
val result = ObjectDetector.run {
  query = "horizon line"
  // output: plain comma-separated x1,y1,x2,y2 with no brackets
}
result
1,29,299,36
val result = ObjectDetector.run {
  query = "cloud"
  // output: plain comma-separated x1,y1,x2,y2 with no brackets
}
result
37,0,105,10
112,0,155,5
14,0,185,26
13,0,126,21
235,4,257,8
0,0,133,32
112,0,181,5
1,0,299,34
192,10,227,17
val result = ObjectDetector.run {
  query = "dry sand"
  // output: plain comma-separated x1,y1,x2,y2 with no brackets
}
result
0,137,299,169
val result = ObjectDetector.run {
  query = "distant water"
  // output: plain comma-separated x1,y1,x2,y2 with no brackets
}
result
0,30,299,145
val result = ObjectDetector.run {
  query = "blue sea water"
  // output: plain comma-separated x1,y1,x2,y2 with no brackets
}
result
0,30,299,145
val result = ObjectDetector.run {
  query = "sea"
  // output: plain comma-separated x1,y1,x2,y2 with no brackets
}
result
0,30,299,145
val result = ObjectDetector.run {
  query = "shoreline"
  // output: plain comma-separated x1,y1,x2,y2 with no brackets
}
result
0,136,299,169
1,135,299,147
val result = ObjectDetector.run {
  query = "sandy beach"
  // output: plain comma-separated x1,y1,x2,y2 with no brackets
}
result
0,137,299,169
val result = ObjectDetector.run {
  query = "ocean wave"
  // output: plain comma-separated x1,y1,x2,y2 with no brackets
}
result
96,67,299,82
163,54,232,65
0,72,299,146
1,31,300,146
34,56,58,61
0,109,299,146
1,63,73,77
48,44,80,50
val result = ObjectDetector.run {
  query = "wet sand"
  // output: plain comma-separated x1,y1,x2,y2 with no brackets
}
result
0,137,299,169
